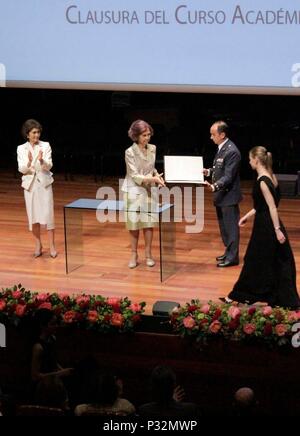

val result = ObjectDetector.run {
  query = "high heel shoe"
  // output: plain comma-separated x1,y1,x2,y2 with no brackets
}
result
219,296,233,304
50,251,58,258
146,257,155,267
128,251,138,269
34,246,43,258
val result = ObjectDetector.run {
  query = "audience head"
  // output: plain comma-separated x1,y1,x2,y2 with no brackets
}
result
150,365,176,403
91,373,120,406
233,387,257,415
34,375,68,410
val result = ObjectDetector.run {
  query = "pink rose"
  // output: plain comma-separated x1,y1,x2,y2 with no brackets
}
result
275,324,287,336
243,323,256,335
0,300,6,311
200,304,210,314
183,316,196,329
63,310,76,323
129,303,142,312
15,304,26,317
228,306,241,320
36,293,48,302
38,302,52,310
107,297,121,311
287,311,298,322
111,312,124,327
12,290,22,300
87,310,98,323
262,306,273,316
209,320,222,333
76,295,90,308
58,293,69,300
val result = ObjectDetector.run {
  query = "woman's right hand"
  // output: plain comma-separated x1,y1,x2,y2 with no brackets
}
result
239,216,248,227
153,174,165,187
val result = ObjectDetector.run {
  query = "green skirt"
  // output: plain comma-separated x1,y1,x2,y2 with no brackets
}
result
123,192,159,230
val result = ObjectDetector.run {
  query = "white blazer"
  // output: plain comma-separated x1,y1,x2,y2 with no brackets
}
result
121,143,159,194
17,141,54,191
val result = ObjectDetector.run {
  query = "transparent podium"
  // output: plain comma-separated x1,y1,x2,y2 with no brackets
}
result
63,199,176,282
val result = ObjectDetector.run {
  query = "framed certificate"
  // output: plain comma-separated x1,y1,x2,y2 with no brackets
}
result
164,155,204,184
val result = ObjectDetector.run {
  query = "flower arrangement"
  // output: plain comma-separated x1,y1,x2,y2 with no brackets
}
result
170,299,300,347
0,284,145,333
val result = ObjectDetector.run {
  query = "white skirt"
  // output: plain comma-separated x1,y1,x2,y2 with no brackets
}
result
24,177,55,231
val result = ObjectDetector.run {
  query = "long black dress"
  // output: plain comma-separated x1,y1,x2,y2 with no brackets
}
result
229,175,300,308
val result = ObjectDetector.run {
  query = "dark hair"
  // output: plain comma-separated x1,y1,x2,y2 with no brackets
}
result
34,308,55,328
21,119,42,139
91,373,119,405
150,365,176,403
35,375,68,408
128,119,153,142
214,120,229,136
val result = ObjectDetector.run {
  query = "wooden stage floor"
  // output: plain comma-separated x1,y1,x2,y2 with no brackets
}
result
0,172,299,314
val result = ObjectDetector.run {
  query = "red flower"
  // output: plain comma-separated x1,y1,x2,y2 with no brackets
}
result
263,323,273,336
209,320,222,333
228,319,240,330
38,302,52,310
63,310,76,323
129,303,142,312
75,312,84,322
131,314,141,324
87,310,98,323
275,324,287,336
248,307,256,316
107,297,121,312
15,304,26,317
12,290,22,300
188,305,198,313
111,312,124,327
212,308,222,321
76,296,90,308
0,299,6,311
274,310,284,322
36,293,49,302
104,314,112,323
243,323,256,335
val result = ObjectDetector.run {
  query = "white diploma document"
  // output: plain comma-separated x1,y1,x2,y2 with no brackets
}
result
164,155,204,184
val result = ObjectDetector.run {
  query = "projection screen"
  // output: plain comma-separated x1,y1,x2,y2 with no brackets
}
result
1,0,300,94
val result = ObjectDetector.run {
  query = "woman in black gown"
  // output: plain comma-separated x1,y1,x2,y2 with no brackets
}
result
222,146,300,309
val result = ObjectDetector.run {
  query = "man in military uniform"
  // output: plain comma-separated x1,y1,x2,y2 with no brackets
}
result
204,121,242,267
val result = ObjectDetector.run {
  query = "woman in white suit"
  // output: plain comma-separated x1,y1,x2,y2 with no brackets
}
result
17,119,57,258
122,120,165,269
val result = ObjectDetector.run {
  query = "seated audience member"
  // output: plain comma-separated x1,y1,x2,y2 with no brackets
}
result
74,373,135,416
31,309,73,382
139,365,200,418
34,375,69,412
232,387,260,416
